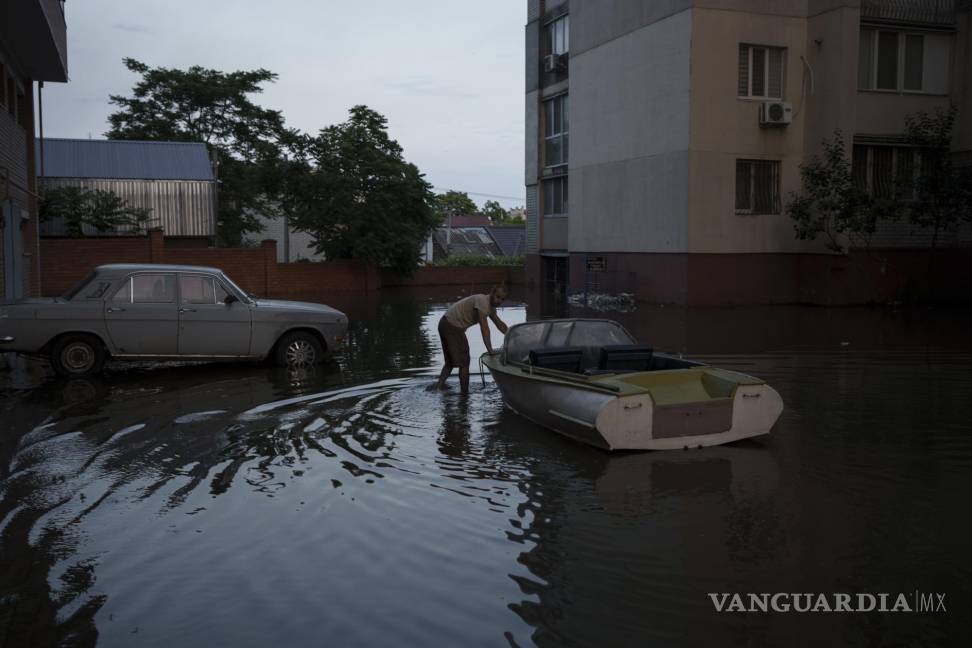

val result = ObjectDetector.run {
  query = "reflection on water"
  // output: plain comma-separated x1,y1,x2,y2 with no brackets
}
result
1,291,971,647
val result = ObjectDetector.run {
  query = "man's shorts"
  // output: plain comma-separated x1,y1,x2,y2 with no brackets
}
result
438,316,470,367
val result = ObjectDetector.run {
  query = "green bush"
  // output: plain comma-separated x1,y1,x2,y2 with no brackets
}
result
433,254,524,267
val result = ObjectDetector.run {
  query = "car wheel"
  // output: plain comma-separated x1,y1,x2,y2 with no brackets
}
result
275,332,324,367
51,334,106,377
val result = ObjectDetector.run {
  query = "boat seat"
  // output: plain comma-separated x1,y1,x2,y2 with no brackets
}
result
599,344,653,372
529,347,584,373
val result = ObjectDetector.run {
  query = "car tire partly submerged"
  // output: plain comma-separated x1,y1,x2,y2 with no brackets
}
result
275,331,324,367
51,334,106,377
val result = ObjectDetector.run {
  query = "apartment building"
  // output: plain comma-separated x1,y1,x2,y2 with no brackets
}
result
1,0,68,298
525,0,972,304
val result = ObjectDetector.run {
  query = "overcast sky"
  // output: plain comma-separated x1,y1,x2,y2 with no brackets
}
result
40,0,526,207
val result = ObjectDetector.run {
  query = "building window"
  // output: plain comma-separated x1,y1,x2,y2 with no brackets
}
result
852,144,922,200
544,15,569,57
738,45,784,99
544,94,568,168
543,176,568,216
858,29,950,93
735,160,781,214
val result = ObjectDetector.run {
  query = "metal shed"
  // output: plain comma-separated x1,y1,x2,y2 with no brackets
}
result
36,138,216,238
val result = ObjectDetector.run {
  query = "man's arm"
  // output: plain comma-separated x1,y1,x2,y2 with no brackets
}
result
479,312,494,354
489,311,509,334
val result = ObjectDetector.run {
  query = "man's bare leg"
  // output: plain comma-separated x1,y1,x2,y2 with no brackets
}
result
459,366,470,394
436,364,454,390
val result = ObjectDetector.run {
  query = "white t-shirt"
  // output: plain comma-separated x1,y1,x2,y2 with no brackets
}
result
444,294,493,329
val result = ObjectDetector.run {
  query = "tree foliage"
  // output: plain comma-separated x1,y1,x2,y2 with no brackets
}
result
106,58,290,244
434,191,477,221
901,106,972,249
785,131,885,253
39,186,151,237
285,106,438,275
479,200,511,223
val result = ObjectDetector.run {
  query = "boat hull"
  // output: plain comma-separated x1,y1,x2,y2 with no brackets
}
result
485,357,783,451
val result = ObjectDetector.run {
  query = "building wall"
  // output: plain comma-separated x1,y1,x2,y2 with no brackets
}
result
569,8,693,253
0,53,39,298
255,212,324,262
39,178,216,237
687,7,813,253
954,5,972,163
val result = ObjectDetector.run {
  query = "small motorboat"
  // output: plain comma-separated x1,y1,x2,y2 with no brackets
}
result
482,319,783,451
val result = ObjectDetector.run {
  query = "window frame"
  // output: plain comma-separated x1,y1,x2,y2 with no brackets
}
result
852,144,921,200
738,44,785,100
111,273,177,305
544,14,569,58
543,93,569,169
543,175,568,218
735,159,782,215
858,27,950,94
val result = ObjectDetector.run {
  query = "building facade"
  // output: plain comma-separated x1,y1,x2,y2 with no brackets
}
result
38,139,217,244
525,0,972,303
1,0,68,298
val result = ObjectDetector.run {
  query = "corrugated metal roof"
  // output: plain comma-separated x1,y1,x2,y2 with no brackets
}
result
432,227,504,257
488,226,526,257
36,138,215,180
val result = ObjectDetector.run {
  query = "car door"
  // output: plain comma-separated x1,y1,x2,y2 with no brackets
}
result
105,273,179,355
177,273,252,356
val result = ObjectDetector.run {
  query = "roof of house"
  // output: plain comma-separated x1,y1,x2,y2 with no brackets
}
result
487,225,526,257
432,227,504,257
36,138,215,181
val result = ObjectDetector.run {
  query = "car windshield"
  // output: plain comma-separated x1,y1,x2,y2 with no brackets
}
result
504,320,636,365
219,273,253,304
62,271,97,300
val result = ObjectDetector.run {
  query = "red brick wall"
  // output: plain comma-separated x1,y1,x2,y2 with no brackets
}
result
39,232,520,297
381,266,523,288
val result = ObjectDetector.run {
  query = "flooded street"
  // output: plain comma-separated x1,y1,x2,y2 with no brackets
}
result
2,291,971,647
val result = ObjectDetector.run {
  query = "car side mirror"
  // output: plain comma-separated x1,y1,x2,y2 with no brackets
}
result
224,294,239,305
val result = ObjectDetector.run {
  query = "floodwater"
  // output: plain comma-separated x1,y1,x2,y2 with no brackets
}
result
1,289,971,647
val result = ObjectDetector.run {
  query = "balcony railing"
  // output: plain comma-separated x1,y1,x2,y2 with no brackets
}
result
861,0,956,25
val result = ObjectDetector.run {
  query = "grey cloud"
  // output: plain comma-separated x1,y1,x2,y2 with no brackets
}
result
112,23,153,34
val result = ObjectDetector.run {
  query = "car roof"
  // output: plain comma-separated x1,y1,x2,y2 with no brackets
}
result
94,263,224,275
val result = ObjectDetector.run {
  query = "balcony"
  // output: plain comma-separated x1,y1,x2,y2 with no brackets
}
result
861,0,956,26
0,0,68,82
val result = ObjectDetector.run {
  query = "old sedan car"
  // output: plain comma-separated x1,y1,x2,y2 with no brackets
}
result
0,264,348,376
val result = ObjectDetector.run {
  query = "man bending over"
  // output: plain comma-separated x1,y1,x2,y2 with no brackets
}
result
435,285,509,394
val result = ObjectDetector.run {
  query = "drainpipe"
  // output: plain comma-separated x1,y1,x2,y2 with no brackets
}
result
38,82,45,179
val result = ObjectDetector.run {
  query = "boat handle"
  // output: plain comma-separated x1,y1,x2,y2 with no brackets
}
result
623,402,643,410
742,393,761,399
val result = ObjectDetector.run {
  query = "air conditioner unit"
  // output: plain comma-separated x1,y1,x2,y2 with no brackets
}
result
544,54,558,73
759,101,793,127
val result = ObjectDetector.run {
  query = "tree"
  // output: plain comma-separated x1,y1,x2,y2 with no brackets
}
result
39,186,151,237
901,106,972,251
480,200,508,223
285,106,438,275
106,58,289,244
434,191,477,222
785,130,888,253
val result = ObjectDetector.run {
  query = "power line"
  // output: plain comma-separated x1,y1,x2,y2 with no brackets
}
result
434,187,525,202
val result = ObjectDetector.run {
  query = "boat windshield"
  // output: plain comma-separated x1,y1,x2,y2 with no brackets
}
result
504,320,636,364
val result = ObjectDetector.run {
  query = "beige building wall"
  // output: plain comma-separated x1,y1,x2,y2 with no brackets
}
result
687,7,814,253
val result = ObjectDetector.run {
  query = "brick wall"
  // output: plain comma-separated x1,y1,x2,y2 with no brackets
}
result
39,230,522,297
382,266,524,288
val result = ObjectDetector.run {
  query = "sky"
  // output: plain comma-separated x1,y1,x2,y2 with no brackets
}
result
39,0,526,208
